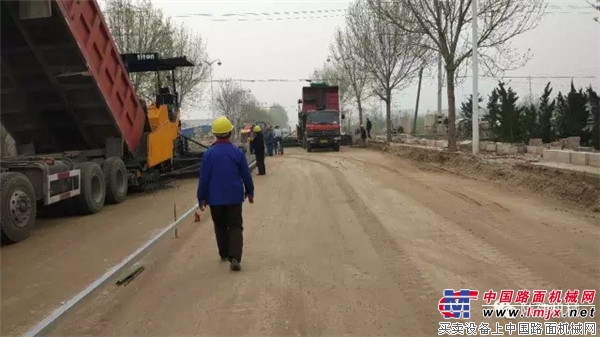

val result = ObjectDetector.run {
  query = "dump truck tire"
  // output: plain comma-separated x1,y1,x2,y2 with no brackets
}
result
333,144,340,152
0,172,36,243
73,162,106,215
102,157,128,204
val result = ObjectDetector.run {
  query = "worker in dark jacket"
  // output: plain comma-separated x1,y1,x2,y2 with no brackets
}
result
251,125,266,175
359,124,367,147
366,118,373,138
265,125,275,157
197,116,254,272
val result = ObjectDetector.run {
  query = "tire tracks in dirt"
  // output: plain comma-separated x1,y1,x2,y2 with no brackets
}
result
288,154,549,291
288,155,439,335
314,151,599,290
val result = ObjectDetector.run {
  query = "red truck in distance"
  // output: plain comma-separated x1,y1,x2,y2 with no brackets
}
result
296,83,345,152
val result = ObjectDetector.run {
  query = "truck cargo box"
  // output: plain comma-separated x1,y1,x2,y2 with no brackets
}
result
0,0,145,155
301,85,339,113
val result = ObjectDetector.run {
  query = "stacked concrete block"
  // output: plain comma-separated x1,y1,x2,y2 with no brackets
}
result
527,146,544,155
435,140,448,148
529,138,543,146
516,144,527,153
485,143,497,152
459,140,472,152
542,149,572,164
496,143,512,155
560,136,580,149
542,149,600,168
491,143,524,155
589,153,600,168
393,135,408,143
570,152,588,166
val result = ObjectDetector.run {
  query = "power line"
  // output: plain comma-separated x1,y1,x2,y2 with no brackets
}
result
172,8,347,18
171,11,592,22
166,5,595,21
462,75,597,79
200,75,596,83
174,14,346,22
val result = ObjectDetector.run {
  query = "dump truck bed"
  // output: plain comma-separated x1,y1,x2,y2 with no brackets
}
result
0,0,145,155
301,86,339,113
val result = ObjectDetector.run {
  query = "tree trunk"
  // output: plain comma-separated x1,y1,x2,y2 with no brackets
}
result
385,93,392,143
357,98,364,126
445,68,458,151
413,68,424,136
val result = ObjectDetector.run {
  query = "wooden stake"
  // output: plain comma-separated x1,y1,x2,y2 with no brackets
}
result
174,203,178,238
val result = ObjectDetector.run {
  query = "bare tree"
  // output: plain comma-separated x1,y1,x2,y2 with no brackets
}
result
214,79,252,135
102,0,210,111
170,26,211,111
369,0,545,151
346,0,427,142
330,27,373,126
584,0,599,23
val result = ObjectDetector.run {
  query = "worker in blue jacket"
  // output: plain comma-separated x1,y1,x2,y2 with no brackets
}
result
197,116,254,272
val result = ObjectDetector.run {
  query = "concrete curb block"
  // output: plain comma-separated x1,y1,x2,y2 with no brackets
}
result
24,160,258,337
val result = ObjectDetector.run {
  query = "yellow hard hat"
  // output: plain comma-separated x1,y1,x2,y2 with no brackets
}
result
212,116,234,134
253,125,261,132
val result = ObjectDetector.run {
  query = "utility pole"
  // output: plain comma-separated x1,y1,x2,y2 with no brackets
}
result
471,0,480,154
436,0,443,120
210,78,215,118
413,67,424,136
203,59,222,118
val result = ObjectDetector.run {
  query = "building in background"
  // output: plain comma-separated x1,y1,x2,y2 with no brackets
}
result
181,119,212,130
424,110,449,134
181,119,213,141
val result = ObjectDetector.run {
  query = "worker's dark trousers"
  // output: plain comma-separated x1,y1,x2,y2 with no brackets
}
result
209,204,244,262
367,129,371,138
256,153,266,175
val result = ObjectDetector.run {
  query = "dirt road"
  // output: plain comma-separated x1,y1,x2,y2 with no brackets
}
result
6,146,599,336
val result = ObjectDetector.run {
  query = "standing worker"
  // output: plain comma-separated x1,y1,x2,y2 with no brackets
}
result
366,118,373,138
197,116,254,272
359,124,367,147
252,125,266,175
265,125,275,157
273,125,284,155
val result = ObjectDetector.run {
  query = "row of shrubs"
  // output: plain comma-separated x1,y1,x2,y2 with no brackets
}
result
458,81,599,149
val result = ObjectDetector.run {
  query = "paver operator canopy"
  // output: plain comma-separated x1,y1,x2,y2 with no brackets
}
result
120,52,195,169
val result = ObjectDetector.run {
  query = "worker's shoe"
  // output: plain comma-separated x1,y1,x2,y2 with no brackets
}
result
230,258,241,271
220,256,229,262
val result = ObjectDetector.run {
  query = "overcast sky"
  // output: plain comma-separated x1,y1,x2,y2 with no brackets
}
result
151,0,599,125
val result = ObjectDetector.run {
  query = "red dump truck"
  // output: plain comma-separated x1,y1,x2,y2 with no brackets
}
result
0,0,202,243
296,83,345,152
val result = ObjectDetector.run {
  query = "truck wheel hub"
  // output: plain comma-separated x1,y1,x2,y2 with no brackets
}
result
9,190,32,227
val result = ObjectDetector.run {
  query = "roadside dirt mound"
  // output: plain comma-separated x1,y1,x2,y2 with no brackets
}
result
370,142,600,210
